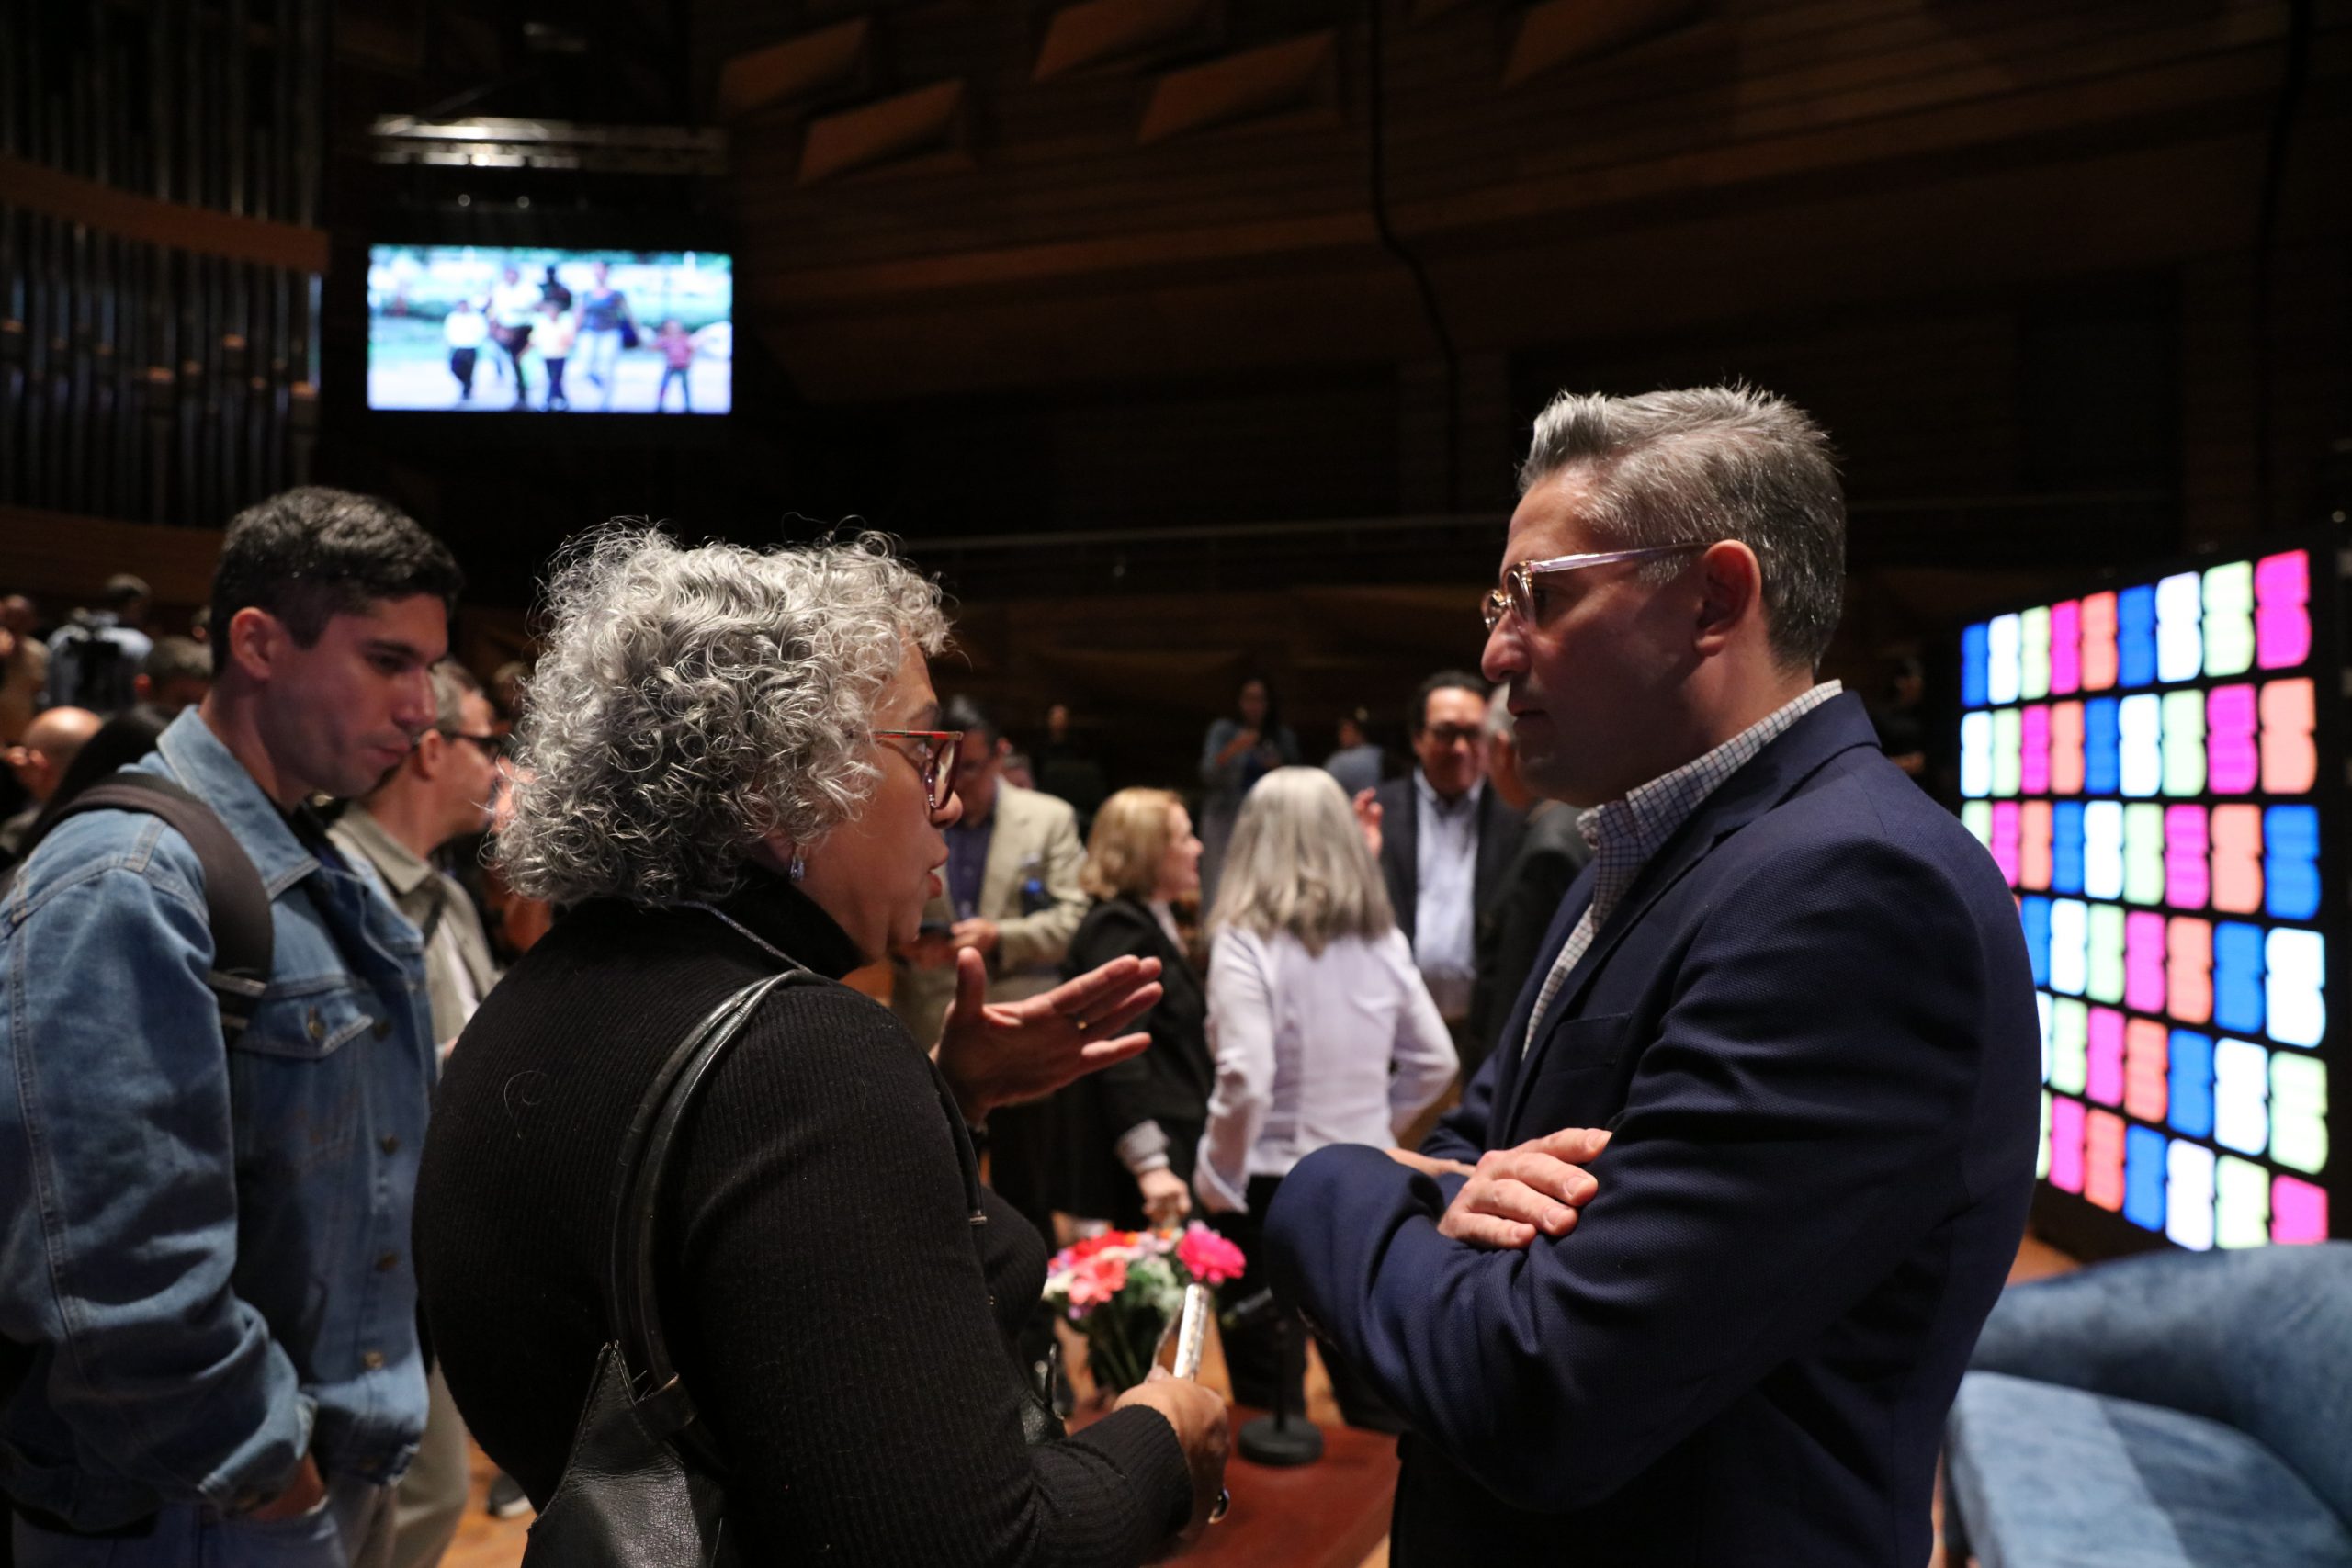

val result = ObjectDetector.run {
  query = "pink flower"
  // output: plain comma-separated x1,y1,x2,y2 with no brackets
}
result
1175,1224,1246,1285
1065,1253,1129,1310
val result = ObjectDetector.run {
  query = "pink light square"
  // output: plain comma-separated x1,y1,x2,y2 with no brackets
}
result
2272,1176,2329,1245
2208,685,2258,795
2049,1096,2086,1193
2124,910,2168,1015
2086,1008,2125,1107
1991,801,2021,888
2164,806,2210,909
2050,601,2082,694
2254,551,2312,670
2021,705,2051,795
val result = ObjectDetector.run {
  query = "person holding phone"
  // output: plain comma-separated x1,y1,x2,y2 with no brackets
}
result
416,531,1227,1562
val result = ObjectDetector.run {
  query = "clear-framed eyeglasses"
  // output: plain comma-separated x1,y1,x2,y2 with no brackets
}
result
1481,542,1712,631
873,728,965,811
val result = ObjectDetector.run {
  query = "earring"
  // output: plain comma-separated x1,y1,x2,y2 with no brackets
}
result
787,849,807,884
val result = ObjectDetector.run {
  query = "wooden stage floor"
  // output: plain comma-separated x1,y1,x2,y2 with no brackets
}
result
440,1233,2078,1568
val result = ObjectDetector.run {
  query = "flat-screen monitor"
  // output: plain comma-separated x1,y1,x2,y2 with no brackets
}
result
367,246,732,415
1957,541,2342,1256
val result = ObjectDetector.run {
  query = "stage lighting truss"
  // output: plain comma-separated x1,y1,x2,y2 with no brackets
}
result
368,117,727,176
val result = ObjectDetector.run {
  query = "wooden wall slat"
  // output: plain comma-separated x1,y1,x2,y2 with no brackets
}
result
0,156,321,274
0,504,222,604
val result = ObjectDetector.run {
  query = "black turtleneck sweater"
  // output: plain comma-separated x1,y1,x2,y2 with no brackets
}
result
413,870,1192,1564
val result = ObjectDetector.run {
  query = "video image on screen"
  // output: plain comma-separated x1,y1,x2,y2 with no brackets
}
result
368,247,731,415
1958,549,2336,1250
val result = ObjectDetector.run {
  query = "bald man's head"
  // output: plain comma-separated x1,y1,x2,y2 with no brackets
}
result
10,707,103,802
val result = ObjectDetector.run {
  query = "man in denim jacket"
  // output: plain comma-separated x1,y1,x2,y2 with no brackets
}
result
1,488,463,1565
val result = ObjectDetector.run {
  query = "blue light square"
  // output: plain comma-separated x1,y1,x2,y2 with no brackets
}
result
2166,1030,2214,1137
2117,585,2157,689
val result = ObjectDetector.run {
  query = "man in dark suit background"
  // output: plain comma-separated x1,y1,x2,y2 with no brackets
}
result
1466,682,1590,1077
1364,672,1524,1063
1268,386,2040,1566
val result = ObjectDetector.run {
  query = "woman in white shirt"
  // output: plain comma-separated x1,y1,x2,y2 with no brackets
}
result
1195,765,1456,1428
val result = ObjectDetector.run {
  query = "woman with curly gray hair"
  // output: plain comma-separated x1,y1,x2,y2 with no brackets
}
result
413,528,1227,1563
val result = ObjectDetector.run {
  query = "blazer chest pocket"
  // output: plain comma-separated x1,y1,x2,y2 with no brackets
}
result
1515,1012,1634,1137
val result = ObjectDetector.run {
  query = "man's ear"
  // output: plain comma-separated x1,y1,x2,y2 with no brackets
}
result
220,605,290,683
1692,541,1765,658
410,728,447,783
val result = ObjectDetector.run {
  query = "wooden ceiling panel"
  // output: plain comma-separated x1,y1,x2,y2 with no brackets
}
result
715,19,876,121
1503,0,1707,86
1034,0,1221,83
798,79,972,184
1136,31,1340,144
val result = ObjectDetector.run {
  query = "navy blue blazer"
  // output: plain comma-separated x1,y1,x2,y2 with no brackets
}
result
1266,694,2040,1566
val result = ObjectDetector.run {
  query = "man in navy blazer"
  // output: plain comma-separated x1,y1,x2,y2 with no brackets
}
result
1266,387,2040,1566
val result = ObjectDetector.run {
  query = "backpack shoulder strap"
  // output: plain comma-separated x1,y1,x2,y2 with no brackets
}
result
20,774,274,1036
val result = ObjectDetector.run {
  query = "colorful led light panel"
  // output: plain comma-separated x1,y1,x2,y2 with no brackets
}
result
1966,547,2335,1247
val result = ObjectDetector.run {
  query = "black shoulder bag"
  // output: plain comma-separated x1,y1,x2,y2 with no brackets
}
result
522,960,1071,1566
522,968,808,1567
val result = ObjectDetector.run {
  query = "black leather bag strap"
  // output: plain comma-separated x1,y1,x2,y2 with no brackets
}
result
14,774,274,1036
604,964,822,1471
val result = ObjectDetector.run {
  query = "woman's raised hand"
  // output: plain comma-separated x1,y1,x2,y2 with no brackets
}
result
934,948,1162,1124
1351,788,1384,859
1138,1167,1193,1227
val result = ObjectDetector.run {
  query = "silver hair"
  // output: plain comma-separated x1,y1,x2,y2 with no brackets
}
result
496,525,950,906
1518,384,1845,670
428,660,479,734
1208,766,1395,955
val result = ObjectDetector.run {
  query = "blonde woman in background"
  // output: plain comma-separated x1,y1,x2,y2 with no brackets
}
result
1195,765,1456,1429
1056,788,1213,1233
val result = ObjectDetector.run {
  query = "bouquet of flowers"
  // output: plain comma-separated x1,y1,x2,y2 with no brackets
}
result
1043,1224,1248,1395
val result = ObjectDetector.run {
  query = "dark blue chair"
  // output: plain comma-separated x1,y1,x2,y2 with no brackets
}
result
1945,1243,2352,1568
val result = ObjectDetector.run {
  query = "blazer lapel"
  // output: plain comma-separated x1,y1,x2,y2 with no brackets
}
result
978,787,1032,919
1501,695,1884,1134
1136,897,1202,1017
1144,905,1212,1094
1471,786,1522,913
1484,863,1595,1138
1384,779,1421,942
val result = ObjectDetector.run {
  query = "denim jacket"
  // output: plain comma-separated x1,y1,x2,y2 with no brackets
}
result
0,710,434,1529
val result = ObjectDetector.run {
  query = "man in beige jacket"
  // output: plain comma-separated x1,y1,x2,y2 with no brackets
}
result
892,698,1087,1235
328,661,503,1568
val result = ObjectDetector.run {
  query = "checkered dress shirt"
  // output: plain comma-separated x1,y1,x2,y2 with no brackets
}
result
1522,682,1844,1055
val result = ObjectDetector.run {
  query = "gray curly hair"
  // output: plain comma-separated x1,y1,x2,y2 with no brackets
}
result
496,526,950,906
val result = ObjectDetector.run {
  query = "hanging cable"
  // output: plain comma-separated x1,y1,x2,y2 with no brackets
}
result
2251,0,2314,530
1366,0,1463,511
